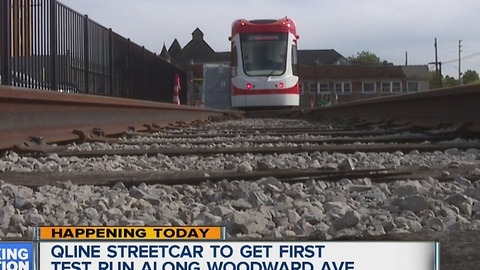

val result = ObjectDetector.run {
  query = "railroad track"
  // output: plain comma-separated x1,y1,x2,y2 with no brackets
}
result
2,116,479,183
0,85,242,152
1,84,480,269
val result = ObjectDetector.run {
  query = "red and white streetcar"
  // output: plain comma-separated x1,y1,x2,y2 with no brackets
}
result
229,17,300,109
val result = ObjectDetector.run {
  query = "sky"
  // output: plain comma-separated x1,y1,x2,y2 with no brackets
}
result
59,0,480,78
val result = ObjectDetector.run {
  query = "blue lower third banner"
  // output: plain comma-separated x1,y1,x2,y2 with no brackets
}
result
0,242,34,270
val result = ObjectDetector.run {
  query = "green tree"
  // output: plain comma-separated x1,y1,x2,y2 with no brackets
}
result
461,70,479,84
429,71,443,89
443,75,458,87
348,51,381,65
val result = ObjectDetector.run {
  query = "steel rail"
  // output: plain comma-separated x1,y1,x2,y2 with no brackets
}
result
119,134,450,145
0,86,243,152
307,84,480,133
46,141,480,158
0,168,397,187
2,164,477,188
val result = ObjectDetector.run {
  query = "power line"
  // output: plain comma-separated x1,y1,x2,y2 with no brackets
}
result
461,52,480,60
441,51,480,65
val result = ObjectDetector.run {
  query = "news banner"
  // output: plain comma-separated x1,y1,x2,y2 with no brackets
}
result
1,226,439,270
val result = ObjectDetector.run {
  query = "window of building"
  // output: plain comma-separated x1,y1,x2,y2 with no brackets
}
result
407,81,420,92
381,81,402,93
392,82,402,92
381,82,390,92
362,82,376,93
344,83,351,93
309,83,317,95
319,83,329,93
334,82,351,94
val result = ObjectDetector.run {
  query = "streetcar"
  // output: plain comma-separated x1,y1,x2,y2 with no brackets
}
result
229,17,300,109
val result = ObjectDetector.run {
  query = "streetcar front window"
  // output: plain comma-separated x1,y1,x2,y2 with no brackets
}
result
240,33,288,76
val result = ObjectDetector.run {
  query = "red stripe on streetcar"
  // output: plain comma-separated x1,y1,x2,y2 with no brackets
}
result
232,85,298,95
231,18,298,38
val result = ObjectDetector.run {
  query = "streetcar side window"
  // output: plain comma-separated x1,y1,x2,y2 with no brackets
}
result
292,43,298,76
231,44,238,77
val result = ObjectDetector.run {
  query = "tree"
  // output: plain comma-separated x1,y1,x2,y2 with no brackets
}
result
348,51,381,65
429,71,443,89
462,70,479,84
443,75,458,87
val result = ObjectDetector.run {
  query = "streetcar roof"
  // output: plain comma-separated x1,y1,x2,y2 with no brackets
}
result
229,17,299,40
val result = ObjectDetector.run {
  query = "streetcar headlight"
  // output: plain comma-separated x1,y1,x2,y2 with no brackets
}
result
246,83,252,89
278,82,284,88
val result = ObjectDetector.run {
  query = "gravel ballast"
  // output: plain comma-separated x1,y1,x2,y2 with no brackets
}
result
0,118,479,269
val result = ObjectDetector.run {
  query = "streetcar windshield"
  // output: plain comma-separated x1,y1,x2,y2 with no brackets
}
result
240,33,288,76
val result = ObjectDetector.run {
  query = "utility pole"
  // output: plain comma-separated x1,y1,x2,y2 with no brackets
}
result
405,51,408,66
438,62,442,88
434,38,442,88
314,60,318,108
434,38,438,72
458,40,462,85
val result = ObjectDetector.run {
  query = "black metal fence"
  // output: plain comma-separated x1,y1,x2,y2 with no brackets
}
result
0,0,186,103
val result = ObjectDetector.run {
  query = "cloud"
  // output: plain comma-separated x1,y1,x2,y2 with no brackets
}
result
58,0,480,76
